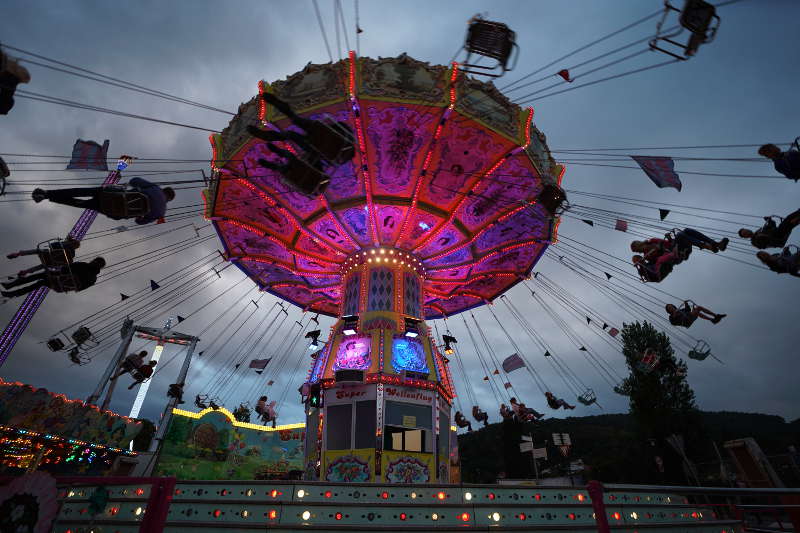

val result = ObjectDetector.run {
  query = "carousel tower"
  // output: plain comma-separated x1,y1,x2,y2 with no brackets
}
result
205,52,564,483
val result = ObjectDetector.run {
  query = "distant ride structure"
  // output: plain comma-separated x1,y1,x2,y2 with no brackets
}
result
205,52,564,483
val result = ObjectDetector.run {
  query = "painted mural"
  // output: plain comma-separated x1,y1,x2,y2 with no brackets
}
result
324,449,374,482
333,335,371,371
391,337,428,373
154,408,304,480
382,450,433,484
0,379,141,448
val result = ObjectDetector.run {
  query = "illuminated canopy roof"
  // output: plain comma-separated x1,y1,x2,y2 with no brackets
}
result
207,53,563,318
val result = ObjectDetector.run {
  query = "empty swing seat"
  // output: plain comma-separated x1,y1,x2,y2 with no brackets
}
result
688,340,711,361
578,389,597,406
462,18,519,77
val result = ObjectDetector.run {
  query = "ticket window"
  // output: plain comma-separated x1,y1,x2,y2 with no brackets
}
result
383,401,432,453
326,401,376,451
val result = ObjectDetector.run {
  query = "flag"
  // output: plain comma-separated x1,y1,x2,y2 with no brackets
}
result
615,219,628,232
582,219,594,226
120,293,129,301
234,363,240,369
504,382,513,389
267,380,274,386
249,358,272,370
579,346,587,352
177,315,185,323
544,351,551,357
255,370,263,375
586,316,591,325
659,209,670,221
66,139,110,171
492,369,499,375
150,280,160,290
502,353,525,373
608,327,619,337
198,351,205,357
483,376,489,381
605,272,612,280
556,69,573,82
631,156,682,191
602,323,609,330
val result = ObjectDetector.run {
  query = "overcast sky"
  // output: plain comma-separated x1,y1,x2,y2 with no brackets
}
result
1,0,798,429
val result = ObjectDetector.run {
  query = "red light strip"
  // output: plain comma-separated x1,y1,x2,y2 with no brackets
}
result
394,62,459,248
258,80,268,123
209,134,221,172
230,178,345,257
220,218,339,266
348,51,377,244
415,105,534,257
426,272,517,286
552,217,562,244
413,151,509,254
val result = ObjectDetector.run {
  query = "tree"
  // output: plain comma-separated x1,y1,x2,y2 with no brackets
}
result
617,321,700,484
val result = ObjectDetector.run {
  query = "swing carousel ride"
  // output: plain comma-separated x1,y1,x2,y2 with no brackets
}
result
1,1,798,530
205,49,564,483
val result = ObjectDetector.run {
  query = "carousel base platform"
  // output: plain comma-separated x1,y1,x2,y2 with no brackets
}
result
51,479,742,533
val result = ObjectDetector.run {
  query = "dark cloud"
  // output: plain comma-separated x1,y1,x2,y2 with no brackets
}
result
1,0,798,428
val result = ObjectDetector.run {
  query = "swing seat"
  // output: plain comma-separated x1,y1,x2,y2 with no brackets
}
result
688,340,711,361
37,239,74,268
282,157,331,197
461,17,519,77
537,184,568,216
48,270,79,293
613,384,628,396
98,187,151,218
68,348,89,366
650,0,720,60
578,389,597,406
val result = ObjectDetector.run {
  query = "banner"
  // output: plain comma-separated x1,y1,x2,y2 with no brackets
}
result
631,156,682,191
501,353,525,373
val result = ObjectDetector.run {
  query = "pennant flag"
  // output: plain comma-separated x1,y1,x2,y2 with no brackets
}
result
609,327,619,337
502,353,526,373
586,316,591,325
198,351,205,357
544,351,551,357
631,156,682,191
582,219,594,226
615,219,628,232
177,315,185,323
120,293,129,301
556,69,573,82
605,272,613,281
255,370,263,375
504,382,513,389
492,369,500,375
249,358,272,370
579,346,587,352
659,209,670,221
234,364,240,369
602,323,609,330
483,376,489,381
150,280,160,291
267,380,274,386
66,139,110,171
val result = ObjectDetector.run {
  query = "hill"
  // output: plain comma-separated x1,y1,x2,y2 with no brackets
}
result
458,411,800,484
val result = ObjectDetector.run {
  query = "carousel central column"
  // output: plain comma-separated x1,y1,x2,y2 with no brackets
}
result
303,246,456,484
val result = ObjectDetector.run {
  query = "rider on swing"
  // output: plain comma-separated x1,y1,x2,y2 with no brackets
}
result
33,177,175,224
472,405,489,427
665,301,726,327
545,391,575,410
455,410,473,431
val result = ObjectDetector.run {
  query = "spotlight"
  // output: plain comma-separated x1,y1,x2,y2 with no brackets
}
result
442,334,457,355
404,318,420,338
342,315,358,336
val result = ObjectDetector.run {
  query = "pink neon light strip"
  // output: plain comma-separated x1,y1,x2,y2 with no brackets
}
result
348,51,378,245
415,106,536,258
395,63,459,248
